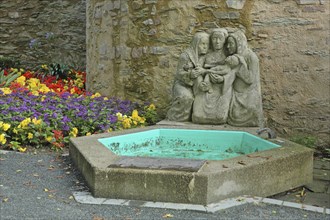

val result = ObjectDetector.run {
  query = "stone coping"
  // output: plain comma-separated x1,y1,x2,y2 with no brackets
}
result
69,124,314,205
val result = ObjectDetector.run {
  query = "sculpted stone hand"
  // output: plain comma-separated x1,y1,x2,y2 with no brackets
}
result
191,67,206,79
208,73,224,83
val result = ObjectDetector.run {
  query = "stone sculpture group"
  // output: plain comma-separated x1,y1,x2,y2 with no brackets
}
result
167,28,264,127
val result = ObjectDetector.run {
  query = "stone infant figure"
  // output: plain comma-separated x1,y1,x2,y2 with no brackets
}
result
196,55,240,94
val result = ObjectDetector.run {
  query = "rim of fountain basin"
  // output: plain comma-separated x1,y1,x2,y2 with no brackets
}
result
69,123,314,205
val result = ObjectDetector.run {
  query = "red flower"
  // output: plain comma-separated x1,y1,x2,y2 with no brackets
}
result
22,71,34,79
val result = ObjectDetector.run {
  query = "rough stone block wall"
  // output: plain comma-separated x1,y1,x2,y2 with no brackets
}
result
86,0,329,145
252,0,329,145
0,0,86,67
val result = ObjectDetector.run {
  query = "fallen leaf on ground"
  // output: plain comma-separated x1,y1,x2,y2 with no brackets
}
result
163,213,174,218
48,165,55,170
238,161,246,165
44,188,49,192
3,198,9,202
16,170,22,173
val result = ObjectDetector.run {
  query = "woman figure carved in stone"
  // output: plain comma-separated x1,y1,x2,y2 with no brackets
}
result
226,30,264,127
166,32,209,121
192,28,236,124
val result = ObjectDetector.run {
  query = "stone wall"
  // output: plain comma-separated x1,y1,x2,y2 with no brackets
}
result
86,0,329,145
0,0,86,68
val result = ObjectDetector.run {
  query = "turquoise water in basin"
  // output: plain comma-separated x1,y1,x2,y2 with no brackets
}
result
98,129,280,160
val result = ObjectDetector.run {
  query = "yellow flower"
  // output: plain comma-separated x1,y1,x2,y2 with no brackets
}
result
18,118,31,128
91,92,101,99
2,123,11,131
41,64,48,70
139,117,146,124
16,76,26,86
86,132,91,136
70,88,76,94
130,110,145,125
28,133,34,139
27,78,40,85
0,88,12,95
39,84,50,93
0,133,6,145
122,118,132,129
18,147,27,153
41,95,46,101
116,112,123,121
148,104,156,111
104,97,108,101
13,128,18,134
70,127,79,137
132,110,139,119
31,91,39,96
32,117,42,125
45,136,53,142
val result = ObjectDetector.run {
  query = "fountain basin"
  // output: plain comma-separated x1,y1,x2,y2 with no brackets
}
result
98,129,280,160
69,125,313,205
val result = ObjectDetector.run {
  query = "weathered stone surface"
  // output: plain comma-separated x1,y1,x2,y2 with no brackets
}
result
302,5,326,12
296,0,319,4
108,156,206,172
0,0,86,67
226,0,246,9
213,11,240,19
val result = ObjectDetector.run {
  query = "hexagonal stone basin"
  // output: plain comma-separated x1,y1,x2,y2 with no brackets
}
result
98,129,280,160
69,126,313,205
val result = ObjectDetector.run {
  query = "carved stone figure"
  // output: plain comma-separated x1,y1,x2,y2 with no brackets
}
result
192,28,233,124
167,28,264,127
226,30,264,127
166,32,209,122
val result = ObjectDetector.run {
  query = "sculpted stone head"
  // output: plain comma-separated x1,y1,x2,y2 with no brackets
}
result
227,30,247,55
190,32,209,56
210,28,228,51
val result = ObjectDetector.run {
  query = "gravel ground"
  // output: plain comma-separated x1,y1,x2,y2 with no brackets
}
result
0,150,328,220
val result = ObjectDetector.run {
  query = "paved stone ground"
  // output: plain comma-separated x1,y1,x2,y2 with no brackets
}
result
0,150,329,220
272,157,330,208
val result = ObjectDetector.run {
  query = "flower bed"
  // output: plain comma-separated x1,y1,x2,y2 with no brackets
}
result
0,66,158,152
